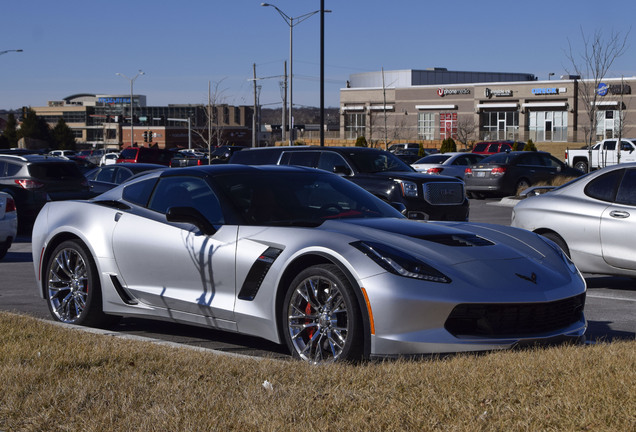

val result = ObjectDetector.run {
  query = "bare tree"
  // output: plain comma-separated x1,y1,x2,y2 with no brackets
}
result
565,27,630,172
192,79,229,155
455,116,477,149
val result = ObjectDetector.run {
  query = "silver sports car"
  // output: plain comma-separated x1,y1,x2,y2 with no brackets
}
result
32,165,586,363
512,163,636,278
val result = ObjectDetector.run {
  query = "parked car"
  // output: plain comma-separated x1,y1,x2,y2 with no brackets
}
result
464,151,583,198
76,149,105,165
32,164,586,363
393,149,422,164
512,163,636,278
0,154,91,229
84,163,166,195
472,140,517,155
169,153,208,167
49,150,77,158
117,146,173,166
66,156,98,174
100,152,119,166
411,152,485,179
387,143,421,153
209,145,247,164
230,146,469,221
0,191,17,259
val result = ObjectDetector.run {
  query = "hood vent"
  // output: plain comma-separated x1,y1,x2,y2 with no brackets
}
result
414,233,495,247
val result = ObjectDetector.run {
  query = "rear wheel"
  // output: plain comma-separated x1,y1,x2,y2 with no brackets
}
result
515,178,531,195
45,239,111,326
542,232,571,258
574,161,588,173
282,264,362,364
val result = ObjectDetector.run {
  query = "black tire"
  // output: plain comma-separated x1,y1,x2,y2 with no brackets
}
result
542,232,571,258
515,178,531,195
44,239,111,326
282,264,363,363
0,245,8,260
574,161,588,173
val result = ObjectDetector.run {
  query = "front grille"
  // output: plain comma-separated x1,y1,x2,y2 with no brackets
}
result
444,293,585,337
424,182,465,205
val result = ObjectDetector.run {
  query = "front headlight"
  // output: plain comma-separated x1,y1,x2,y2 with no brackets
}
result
396,180,418,198
351,241,451,283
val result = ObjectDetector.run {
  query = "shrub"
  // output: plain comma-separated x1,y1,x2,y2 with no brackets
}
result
524,139,537,151
440,138,457,153
355,136,368,147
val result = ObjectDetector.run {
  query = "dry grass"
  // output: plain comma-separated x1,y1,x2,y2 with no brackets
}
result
0,311,634,431
515,176,579,197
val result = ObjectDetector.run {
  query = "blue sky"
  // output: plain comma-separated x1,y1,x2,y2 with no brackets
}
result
1,0,634,111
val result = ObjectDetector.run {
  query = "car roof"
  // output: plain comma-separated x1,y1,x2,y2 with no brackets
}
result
162,163,318,178
0,154,78,163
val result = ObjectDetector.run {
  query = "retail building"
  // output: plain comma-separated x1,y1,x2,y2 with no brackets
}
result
339,68,635,145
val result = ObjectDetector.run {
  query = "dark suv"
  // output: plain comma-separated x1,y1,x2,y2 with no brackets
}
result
0,154,91,229
230,146,468,221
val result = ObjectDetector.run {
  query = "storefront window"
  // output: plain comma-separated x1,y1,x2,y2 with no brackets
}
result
481,111,518,140
345,112,366,139
596,110,621,139
529,111,568,142
417,112,436,140
439,112,457,140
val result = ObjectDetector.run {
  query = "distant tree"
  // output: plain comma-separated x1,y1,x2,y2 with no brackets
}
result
440,137,457,153
51,118,76,150
1,113,19,149
355,136,368,147
18,108,51,143
455,116,476,149
565,27,630,172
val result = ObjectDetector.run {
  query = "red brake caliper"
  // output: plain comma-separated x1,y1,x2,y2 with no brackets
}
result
305,302,315,340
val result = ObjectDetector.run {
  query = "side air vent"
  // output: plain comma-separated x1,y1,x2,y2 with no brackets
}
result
109,275,138,305
238,247,283,301
414,234,495,247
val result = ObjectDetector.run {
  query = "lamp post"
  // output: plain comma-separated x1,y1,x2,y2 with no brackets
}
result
261,3,329,145
116,70,144,147
548,72,555,80
0,49,23,56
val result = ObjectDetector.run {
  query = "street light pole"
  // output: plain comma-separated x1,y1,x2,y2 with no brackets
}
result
116,70,144,147
261,3,329,146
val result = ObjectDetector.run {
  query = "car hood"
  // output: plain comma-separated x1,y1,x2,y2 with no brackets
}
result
320,217,564,271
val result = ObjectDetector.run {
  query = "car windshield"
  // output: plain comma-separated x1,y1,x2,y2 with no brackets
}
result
347,151,414,173
213,170,404,226
414,154,451,164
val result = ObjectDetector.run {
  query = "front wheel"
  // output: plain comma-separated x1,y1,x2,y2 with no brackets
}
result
541,232,571,258
45,239,110,326
282,264,362,364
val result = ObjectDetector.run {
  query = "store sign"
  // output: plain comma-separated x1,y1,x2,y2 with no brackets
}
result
531,88,559,95
485,88,513,98
98,97,131,105
598,82,632,95
437,88,471,97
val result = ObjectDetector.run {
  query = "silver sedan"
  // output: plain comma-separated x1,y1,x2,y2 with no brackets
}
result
512,163,636,277
411,152,484,179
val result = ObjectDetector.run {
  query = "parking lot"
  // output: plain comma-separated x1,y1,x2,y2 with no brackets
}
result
1,197,633,359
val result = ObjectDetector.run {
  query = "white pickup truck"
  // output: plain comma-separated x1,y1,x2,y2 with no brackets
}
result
565,138,636,172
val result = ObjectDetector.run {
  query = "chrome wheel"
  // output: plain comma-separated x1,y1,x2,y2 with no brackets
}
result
48,247,89,323
45,240,109,326
284,264,361,363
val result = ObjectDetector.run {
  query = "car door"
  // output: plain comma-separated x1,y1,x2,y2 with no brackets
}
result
111,175,238,327
600,168,636,270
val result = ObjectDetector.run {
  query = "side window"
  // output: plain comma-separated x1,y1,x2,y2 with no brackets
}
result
148,176,224,224
280,151,319,168
114,168,133,184
96,167,115,182
585,169,623,202
0,161,6,177
122,178,158,207
487,143,498,152
6,162,21,176
603,140,616,151
615,169,636,206
318,152,349,173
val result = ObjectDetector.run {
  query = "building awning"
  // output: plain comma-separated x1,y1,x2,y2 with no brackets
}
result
341,105,365,111
593,101,620,106
521,102,568,109
415,104,457,110
476,103,519,110
368,105,394,111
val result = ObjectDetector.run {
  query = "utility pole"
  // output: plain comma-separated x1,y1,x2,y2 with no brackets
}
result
282,61,287,144
320,1,325,146
252,63,257,148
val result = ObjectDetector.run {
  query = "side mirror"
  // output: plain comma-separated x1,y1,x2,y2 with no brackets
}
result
166,206,217,235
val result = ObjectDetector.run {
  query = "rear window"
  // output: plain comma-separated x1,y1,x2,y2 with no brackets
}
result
119,148,139,159
28,162,84,179
473,143,488,152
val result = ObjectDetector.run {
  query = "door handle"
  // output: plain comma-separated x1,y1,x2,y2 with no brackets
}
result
115,212,123,222
609,210,630,219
